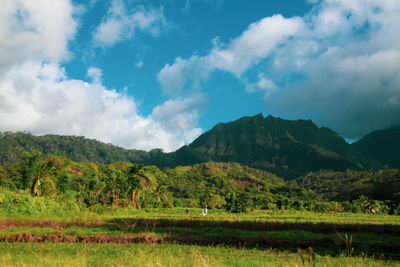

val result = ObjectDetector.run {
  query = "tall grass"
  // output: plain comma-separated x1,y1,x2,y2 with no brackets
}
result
0,243,397,267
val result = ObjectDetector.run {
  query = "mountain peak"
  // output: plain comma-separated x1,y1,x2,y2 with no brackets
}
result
176,114,379,178
0,114,381,179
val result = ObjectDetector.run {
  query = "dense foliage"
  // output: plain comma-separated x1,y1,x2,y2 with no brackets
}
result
172,114,381,178
0,151,399,216
0,132,152,165
352,127,400,169
0,113,390,179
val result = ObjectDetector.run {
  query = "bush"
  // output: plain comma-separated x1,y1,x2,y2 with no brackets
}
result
225,193,253,213
0,187,81,217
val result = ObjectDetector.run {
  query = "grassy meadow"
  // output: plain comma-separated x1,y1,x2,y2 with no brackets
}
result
1,209,400,266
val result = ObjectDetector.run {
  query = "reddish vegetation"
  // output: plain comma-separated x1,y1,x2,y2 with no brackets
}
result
140,176,150,190
112,219,400,236
70,168,84,176
207,168,218,175
2,231,400,257
0,219,101,230
2,219,400,236
231,177,262,190
0,233,163,244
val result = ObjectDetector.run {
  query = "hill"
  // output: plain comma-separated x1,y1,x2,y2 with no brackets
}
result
0,114,381,178
0,153,398,214
0,132,152,165
170,114,379,178
352,127,400,168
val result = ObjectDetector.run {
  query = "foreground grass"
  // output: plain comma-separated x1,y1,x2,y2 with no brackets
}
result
3,208,400,225
104,208,400,225
1,209,400,265
0,243,398,267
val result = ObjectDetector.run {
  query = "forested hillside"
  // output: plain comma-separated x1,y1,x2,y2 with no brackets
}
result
172,114,380,178
0,114,384,179
352,127,400,168
0,132,152,165
1,151,399,215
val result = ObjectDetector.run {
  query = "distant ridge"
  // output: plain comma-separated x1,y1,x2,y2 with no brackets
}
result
352,127,400,169
170,114,380,178
0,114,382,178
0,132,152,165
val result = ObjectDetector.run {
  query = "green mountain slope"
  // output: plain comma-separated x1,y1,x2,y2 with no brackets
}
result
352,127,400,168
0,132,152,165
0,114,381,178
171,114,379,178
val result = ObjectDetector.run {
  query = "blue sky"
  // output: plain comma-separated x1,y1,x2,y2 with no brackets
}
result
1,0,400,151
65,0,312,127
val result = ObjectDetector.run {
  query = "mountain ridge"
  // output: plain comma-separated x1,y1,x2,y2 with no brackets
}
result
0,114,383,178
171,114,379,178
352,127,400,168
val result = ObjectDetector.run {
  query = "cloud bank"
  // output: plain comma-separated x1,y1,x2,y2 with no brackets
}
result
266,0,400,138
159,0,400,139
0,0,203,152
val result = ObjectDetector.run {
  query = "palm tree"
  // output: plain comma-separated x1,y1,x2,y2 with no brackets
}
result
129,164,144,209
154,185,169,204
30,160,56,196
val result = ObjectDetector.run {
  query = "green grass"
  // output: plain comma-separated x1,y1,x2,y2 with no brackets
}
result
1,209,400,266
3,208,400,226
0,243,398,267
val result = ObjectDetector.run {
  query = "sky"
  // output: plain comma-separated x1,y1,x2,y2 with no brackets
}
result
1,0,400,152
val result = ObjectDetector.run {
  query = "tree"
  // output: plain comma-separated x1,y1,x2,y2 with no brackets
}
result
19,151,42,190
154,185,169,206
129,164,144,209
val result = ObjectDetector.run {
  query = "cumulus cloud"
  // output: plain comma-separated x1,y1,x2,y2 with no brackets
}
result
93,0,167,47
158,0,400,139
0,0,204,152
152,95,206,146
0,62,205,152
263,0,400,138
0,0,77,73
87,67,102,84
157,14,303,95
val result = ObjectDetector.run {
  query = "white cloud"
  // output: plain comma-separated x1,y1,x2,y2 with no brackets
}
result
157,57,192,96
262,0,400,138
208,15,304,76
245,73,277,95
0,0,203,152
0,62,204,152
136,61,143,68
257,74,277,92
158,14,303,95
152,95,207,149
159,0,400,139
87,67,102,84
93,0,167,47
0,0,77,73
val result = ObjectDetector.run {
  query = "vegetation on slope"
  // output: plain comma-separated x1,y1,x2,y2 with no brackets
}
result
352,127,400,169
0,114,385,178
0,151,399,216
0,132,152,165
173,114,380,178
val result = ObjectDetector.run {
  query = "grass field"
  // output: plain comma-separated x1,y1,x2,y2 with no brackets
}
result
1,209,400,266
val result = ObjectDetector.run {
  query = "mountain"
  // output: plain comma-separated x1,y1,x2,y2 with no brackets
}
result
170,114,380,178
0,114,381,178
352,127,400,168
0,132,152,165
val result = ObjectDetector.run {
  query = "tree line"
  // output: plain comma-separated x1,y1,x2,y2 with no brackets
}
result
0,151,399,215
